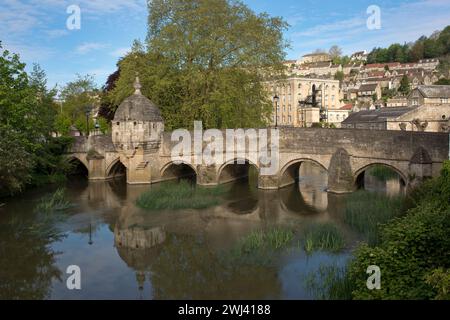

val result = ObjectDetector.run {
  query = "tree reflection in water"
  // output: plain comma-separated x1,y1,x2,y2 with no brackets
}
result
0,210,66,299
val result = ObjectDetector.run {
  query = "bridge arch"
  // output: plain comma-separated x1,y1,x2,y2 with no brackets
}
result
160,161,197,182
217,158,259,185
279,158,328,188
106,158,127,179
353,163,408,190
66,155,89,177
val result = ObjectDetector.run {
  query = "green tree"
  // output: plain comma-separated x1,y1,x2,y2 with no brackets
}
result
107,0,288,130
58,74,99,135
0,43,70,196
398,75,411,95
334,70,344,82
434,78,450,85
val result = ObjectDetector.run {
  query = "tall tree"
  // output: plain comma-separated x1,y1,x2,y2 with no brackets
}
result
0,44,64,195
56,74,99,135
108,0,288,130
329,45,342,60
398,75,411,96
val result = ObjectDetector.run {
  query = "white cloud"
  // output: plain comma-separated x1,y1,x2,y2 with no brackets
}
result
110,47,131,58
46,29,69,38
2,42,55,62
76,42,109,54
288,0,450,57
293,17,366,38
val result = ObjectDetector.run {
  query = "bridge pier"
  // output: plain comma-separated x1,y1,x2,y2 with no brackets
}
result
327,148,355,194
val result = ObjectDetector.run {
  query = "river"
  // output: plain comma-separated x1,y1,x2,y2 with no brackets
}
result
0,163,404,300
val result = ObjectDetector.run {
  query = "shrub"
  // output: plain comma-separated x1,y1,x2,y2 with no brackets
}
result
348,161,450,300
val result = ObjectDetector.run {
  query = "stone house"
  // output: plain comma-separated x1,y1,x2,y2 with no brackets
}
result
386,96,408,107
341,104,450,132
357,83,382,103
408,85,450,106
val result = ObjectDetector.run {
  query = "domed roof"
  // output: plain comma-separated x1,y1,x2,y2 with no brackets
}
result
113,77,163,122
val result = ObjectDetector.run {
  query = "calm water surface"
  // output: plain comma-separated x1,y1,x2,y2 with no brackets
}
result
0,163,404,300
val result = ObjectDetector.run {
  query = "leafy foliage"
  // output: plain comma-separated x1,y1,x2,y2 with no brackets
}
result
0,43,71,196
348,161,450,300
105,0,288,130
367,25,450,63
56,74,100,135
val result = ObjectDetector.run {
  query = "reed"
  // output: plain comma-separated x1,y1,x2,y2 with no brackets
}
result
136,181,228,210
35,188,72,213
303,223,346,254
304,264,354,300
344,191,406,245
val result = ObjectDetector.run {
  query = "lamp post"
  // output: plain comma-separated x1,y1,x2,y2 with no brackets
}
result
273,95,279,128
85,106,91,137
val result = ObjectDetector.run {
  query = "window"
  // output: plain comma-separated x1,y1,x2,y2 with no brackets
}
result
288,115,292,123
441,98,449,104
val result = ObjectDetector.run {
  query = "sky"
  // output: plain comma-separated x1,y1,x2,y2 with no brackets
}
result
1,0,449,90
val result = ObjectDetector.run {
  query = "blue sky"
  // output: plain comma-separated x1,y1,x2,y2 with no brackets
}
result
1,0,449,90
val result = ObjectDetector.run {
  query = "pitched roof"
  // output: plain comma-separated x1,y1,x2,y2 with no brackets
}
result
340,104,353,110
417,85,450,98
358,83,379,92
303,53,330,57
342,107,418,124
364,62,401,69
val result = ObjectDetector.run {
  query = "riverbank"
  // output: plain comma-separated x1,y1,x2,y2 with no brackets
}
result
319,161,450,300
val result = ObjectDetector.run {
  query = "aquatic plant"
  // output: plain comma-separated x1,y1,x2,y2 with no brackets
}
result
136,181,228,210
237,228,295,253
303,223,346,254
304,264,354,300
35,188,72,213
344,191,406,245
225,228,295,266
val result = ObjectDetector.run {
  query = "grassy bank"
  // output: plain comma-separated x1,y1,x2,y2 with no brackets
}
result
345,161,450,300
304,223,346,254
344,191,407,245
136,181,228,210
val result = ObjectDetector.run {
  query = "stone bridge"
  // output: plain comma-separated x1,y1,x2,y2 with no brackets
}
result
66,77,449,193
67,128,449,193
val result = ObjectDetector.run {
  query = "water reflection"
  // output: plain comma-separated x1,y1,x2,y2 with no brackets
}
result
0,162,404,299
